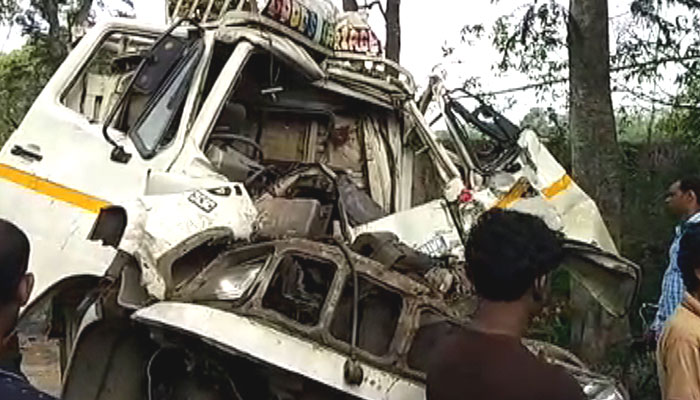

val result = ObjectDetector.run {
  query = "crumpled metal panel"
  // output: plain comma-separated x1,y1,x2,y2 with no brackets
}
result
357,128,640,317
256,197,328,239
517,130,619,253
133,302,426,400
120,183,257,299
560,240,641,317
354,200,465,259
215,27,325,81
524,338,627,399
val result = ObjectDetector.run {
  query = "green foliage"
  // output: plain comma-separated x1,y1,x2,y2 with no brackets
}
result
527,268,572,347
618,0,700,85
460,0,700,107
654,75,700,145
0,42,56,144
520,106,570,168
493,1,567,78
616,109,657,143
462,0,568,100
0,1,134,59
598,342,660,400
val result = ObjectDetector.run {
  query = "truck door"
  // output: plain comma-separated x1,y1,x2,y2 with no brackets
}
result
0,20,207,302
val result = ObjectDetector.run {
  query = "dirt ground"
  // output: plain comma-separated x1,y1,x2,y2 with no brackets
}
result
21,338,62,397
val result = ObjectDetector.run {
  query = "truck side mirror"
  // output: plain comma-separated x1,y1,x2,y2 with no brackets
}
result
133,35,189,96
102,19,202,164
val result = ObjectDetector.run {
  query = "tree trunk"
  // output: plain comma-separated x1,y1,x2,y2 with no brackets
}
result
342,0,359,11
68,0,95,44
34,0,68,58
73,0,94,28
567,0,626,363
385,0,400,63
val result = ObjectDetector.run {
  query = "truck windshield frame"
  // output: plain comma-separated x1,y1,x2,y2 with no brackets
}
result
443,96,522,175
129,39,205,159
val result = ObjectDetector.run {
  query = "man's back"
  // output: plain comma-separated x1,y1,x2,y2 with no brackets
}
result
427,326,585,400
657,294,700,400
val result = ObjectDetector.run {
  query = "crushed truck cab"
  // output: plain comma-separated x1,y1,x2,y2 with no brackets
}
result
0,1,637,399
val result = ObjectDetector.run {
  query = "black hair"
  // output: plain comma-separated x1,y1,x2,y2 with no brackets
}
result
679,176,700,205
678,224,700,293
0,219,30,303
464,209,564,302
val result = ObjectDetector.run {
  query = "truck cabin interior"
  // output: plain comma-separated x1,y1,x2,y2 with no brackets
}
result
63,29,422,239
204,50,394,204
197,42,416,240
60,22,450,238
210,57,353,179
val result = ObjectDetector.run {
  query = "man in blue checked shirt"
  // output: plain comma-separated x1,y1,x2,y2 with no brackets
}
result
650,177,700,339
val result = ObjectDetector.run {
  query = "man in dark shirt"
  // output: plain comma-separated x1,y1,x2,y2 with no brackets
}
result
0,219,56,399
427,209,585,400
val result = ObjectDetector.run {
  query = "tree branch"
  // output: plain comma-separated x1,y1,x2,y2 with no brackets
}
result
361,1,386,19
385,0,400,62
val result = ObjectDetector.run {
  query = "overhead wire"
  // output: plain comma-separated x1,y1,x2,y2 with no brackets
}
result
473,54,700,98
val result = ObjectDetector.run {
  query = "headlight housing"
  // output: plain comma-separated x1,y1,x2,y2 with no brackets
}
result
172,248,269,301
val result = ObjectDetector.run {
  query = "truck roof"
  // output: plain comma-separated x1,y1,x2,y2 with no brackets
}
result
166,0,417,97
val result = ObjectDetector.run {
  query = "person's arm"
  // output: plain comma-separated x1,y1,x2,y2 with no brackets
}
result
653,266,685,337
662,338,700,400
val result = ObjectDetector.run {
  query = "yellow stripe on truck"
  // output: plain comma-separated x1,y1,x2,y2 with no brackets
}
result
495,174,573,209
495,179,531,209
0,163,109,213
542,174,573,199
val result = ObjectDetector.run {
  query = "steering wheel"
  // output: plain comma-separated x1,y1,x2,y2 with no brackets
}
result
209,130,265,163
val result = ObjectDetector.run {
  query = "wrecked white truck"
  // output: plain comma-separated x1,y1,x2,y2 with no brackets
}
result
0,0,639,399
